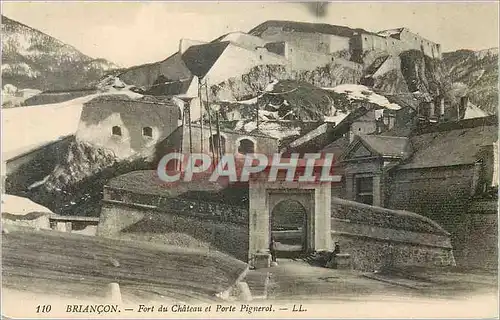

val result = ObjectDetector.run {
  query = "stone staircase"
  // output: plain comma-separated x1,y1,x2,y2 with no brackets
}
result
244,271,271,300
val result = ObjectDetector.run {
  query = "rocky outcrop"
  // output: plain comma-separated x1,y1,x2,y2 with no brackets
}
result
442,48,498,115
211,59,363,102
26,140,152,216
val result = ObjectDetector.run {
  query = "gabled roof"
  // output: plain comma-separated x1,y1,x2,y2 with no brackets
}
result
398,116,498,169
181,41,231,78
320,136,350,160
343,134,410,160
118,52,193,89
249,20,376,38
359,135,410,157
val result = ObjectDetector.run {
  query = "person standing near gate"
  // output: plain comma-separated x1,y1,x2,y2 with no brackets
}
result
270,236,278,263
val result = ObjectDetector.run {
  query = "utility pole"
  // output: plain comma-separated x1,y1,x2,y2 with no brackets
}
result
187,101,193,157
215,108,222,161
199,80,204,154
256,99,260,130
179,103,186,171
205,80,216,166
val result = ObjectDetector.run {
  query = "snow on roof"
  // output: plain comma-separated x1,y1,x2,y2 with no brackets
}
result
2,89,143,161
243,121,300,140
219,96,259,105
289,123,328,148
464,103,488,119
322,84,402,110
324,111,349,124
1,194,53,216
377,28,404,38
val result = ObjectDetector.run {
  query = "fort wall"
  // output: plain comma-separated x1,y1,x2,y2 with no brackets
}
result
97,183,455,270
97,188,249,260
76,97,180,159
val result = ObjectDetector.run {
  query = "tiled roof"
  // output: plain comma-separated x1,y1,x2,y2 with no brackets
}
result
320,136,350,159
398,116,498,169
358,134,410,158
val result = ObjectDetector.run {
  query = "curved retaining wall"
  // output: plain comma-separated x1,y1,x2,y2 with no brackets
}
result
97,187,249,261
97,185,455,270
330,197,455,271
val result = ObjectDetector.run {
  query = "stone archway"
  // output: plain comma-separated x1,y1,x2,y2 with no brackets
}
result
270,199,308,255
248,176,332,268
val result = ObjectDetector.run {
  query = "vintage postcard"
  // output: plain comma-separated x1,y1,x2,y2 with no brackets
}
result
1,1,499,319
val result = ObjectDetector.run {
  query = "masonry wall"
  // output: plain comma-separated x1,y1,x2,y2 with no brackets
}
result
2,212,51,230
285,45,338,71
398,29,442,59
76,98,180,159
258,28,350,55
386,165,476,265
355,34,441,59
349,110,378,138
462,200,498,270
330,198,455,271
156,125,279,158
98,191,249,261
331,232,455,271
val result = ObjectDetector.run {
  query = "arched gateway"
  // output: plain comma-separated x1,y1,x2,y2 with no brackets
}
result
271,199,308,254
248,170,333,268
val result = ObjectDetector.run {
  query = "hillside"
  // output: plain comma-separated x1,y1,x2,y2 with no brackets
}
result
442,48,498,115
2,226,248,303
1,15,119,95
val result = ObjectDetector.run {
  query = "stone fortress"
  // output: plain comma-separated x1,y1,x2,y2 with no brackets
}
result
5,20,496,274
118,20,442,99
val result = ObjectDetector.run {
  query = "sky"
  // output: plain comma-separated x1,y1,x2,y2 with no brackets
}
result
2,1,499,67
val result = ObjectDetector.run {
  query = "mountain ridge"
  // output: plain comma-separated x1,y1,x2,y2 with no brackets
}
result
1,15,120,94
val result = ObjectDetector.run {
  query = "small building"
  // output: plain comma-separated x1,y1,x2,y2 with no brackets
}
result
76,94,182,159
337,115,498,268
154,123,279,169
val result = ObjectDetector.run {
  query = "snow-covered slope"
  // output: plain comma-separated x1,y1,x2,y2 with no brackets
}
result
2,87,143,161
1,15,120,93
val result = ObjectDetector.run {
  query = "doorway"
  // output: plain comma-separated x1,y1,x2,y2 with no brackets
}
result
270,200,308,257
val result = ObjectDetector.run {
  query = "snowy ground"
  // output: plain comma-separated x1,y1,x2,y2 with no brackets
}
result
323,84,402,110
2,87,142,161
1,194,53,215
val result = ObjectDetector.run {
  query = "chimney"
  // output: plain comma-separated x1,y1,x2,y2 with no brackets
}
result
429,101,437,123
439,97,445,120
459,96,469,120
179,39,207,54
460,96,469,109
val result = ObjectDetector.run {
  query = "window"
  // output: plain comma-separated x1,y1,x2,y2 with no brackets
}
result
356,176,373,205
259,55,263,60
209,134,226,154
237,138,255,155
112,126,122,136
142,126,153,138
